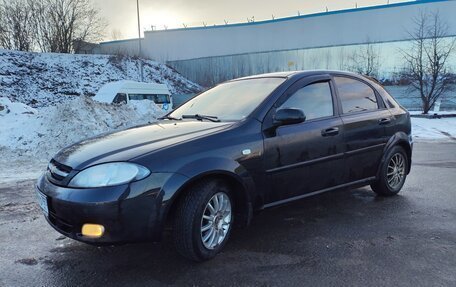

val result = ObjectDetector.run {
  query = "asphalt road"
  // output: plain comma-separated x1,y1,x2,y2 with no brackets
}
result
1,141,455,287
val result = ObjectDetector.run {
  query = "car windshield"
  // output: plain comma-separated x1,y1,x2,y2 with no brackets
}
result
169,78,285,121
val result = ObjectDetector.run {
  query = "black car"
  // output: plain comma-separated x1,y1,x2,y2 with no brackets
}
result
36,70,412,261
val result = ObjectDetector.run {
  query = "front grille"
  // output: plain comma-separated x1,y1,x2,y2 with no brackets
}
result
47,159,72,182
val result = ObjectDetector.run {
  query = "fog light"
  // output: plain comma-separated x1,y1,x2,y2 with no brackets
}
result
81,224,105,238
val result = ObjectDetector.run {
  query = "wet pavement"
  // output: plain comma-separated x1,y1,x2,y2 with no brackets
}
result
1,141,455,286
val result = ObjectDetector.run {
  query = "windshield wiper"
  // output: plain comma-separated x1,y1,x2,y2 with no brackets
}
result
182,114,221,122
158,115,182,121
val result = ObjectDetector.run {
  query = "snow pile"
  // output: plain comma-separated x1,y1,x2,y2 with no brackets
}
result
0,96,36,116
0,96,165,161
0,49,201,107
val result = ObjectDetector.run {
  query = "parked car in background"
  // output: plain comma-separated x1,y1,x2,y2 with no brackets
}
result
93,80,173,111
36,71,412,261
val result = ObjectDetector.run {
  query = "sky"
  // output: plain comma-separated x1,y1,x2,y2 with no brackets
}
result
92,0,413,41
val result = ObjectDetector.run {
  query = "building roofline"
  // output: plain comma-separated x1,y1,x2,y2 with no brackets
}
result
143,0,449,34
100,38,143,45
100,0,450,45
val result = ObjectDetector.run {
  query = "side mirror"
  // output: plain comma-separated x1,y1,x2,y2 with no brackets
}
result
273,108,306,126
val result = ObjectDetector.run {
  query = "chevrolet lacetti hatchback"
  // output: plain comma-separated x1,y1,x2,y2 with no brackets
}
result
36,71,412,261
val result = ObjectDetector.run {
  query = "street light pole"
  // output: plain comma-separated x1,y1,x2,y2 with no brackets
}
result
136,0,144,81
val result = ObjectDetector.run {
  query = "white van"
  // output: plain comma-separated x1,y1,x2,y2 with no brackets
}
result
93,80,173,111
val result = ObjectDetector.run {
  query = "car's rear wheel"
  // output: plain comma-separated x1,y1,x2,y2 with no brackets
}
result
173,179,233,261
371,145,408,196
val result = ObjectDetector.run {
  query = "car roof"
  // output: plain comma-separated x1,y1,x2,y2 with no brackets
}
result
230,70,368,82
93,80,170,103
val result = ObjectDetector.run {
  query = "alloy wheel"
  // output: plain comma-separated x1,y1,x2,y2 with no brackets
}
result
200,192,232,250
387,153,406,189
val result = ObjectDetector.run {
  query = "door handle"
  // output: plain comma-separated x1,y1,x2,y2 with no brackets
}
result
378,118,391,125
321,127,339,137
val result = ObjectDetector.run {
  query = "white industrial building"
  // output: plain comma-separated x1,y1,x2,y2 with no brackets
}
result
100,0,456,86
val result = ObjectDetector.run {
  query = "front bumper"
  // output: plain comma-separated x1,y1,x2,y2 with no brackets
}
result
36,172,185,245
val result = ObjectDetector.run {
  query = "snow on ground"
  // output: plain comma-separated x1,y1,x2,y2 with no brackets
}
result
0,49,201,107
411,117,456,141
0,96,166,183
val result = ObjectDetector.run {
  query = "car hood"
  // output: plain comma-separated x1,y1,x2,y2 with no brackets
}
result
53,120,232,170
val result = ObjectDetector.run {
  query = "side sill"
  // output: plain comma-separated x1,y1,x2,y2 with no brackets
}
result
261,176,376,209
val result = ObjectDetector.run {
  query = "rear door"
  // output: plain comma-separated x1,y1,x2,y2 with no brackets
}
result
333,75,392,182
263,75,345,203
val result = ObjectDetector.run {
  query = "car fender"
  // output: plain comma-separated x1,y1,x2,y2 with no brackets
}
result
175,156,255,203
157,157,256,230
376,132,413,178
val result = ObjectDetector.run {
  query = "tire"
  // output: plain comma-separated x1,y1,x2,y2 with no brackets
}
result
371,145,408,196
172,179,233,261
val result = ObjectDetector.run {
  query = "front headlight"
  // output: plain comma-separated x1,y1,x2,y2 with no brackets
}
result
68,162,150,188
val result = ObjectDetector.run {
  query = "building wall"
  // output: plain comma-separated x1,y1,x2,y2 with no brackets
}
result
100,0,456,62
100,38,143,56
167,38,456,86
99,0,456,86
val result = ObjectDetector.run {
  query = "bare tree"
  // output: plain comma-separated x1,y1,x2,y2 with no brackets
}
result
348,39,381,78
401,11,455,114
30,0,105,53
0,0,35,51
110,29,123,41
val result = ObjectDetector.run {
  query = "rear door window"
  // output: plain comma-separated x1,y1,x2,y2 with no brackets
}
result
334,77,379,113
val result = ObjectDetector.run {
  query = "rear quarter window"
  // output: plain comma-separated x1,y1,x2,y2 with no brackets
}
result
372,83,399,109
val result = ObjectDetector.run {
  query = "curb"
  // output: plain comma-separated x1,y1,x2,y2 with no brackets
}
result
410,113,456,119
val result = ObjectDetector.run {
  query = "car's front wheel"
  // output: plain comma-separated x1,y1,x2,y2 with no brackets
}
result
371,145,408,196
173,179,233,261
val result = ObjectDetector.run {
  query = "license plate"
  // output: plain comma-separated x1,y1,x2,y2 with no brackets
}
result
36,188,49,216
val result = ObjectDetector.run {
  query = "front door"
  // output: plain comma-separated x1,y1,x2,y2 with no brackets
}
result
263,75,345,204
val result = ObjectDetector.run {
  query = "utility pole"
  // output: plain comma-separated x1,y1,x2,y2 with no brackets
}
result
136,0,144,81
